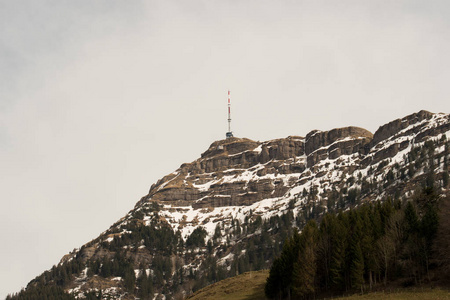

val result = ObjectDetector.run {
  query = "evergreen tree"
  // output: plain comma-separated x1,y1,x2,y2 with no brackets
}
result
186,226,207,248
443,171,449,188
346,211,364,291
348,240,364,291
420,203,439,280
292,220,319,299
137,266,153,300
329,213,347,291
360,206,377,290
317,214,335,290
404,202,419,235
213,223,222,242
433,195,450,279
123,265,136,293
265,231,300,299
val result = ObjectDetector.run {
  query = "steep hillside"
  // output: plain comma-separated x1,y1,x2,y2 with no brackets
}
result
8,110,450,300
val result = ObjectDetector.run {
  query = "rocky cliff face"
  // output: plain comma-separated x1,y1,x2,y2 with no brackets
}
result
15,110,450,300
362,110,450,167
141,126,376,210
142,136,305,209
304,126,372,167
370,110,433,147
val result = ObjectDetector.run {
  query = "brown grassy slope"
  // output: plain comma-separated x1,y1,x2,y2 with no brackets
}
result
186,270,450,300
186,270,269,300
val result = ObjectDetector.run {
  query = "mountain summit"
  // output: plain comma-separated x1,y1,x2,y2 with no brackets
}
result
9,110,450,300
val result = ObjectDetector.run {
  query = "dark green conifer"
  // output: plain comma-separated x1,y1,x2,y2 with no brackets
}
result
292,220,319,299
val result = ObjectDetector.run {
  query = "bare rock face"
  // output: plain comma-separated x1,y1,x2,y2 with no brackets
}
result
305,127,373,167
370,110,433,147
142,137,305,208
200,137,259,159
361,110,449,166
264,136,305,160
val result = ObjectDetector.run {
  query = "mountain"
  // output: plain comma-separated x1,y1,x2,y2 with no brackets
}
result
8,110,450,300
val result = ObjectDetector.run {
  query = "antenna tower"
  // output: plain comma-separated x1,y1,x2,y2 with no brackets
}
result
226,90,233,139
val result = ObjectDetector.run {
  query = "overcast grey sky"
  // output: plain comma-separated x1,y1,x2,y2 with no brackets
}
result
1,0,450,298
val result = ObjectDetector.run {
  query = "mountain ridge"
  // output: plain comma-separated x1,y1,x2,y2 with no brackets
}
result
9,110,450,300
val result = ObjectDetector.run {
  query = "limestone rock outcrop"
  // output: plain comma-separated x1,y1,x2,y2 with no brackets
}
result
370,110,433,147
305,127,373,167
362,111,450,166
142,136,305,208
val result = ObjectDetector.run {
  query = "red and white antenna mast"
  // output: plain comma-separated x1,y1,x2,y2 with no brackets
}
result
226,90,233,139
